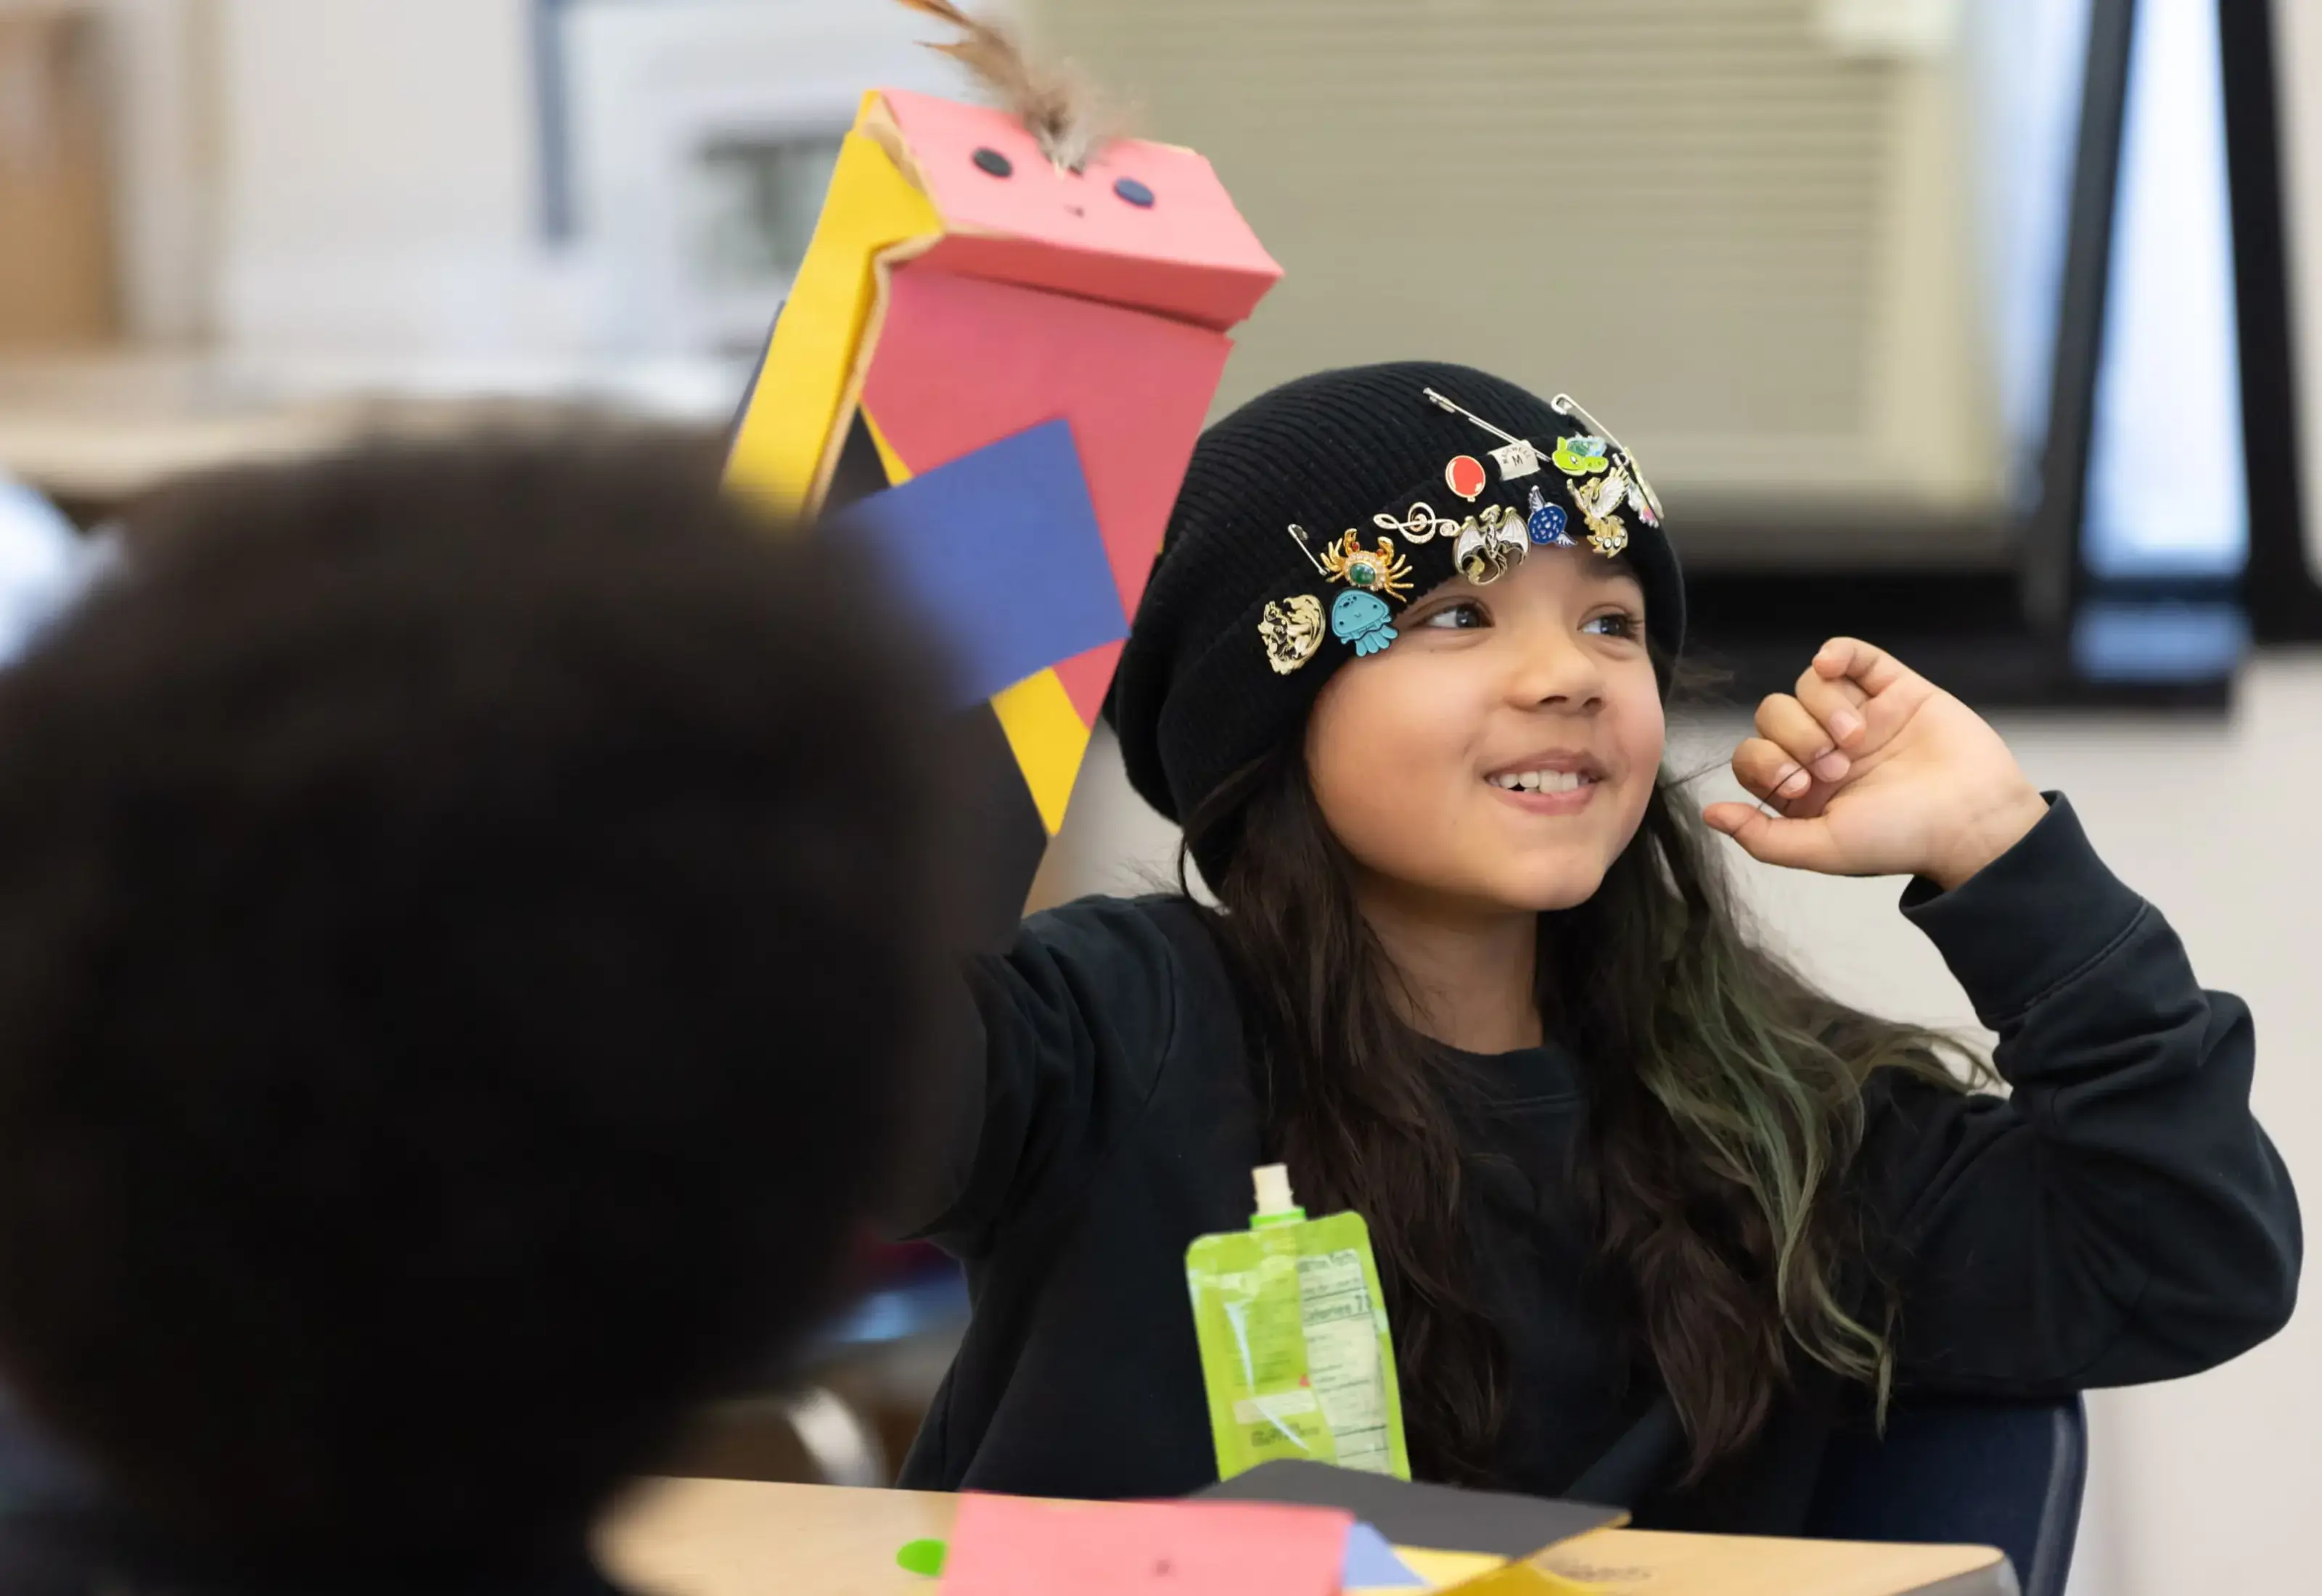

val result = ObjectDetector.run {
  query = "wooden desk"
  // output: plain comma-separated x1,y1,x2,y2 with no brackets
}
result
599,1478,2013,1596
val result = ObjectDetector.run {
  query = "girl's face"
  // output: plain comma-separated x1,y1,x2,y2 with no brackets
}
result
1305,547,1665,918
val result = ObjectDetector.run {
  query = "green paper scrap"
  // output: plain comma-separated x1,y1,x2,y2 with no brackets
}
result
897,1537,948,1577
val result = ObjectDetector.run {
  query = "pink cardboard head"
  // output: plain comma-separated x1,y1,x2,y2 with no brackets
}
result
876,89,1281,329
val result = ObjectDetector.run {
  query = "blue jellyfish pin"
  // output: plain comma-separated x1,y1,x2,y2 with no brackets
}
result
1332,590,1398,657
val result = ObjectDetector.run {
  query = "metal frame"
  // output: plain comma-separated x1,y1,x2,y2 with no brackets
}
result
1972,0,2310,646
2223,0,2322,640
530,0,580,243
2024,0,2141,635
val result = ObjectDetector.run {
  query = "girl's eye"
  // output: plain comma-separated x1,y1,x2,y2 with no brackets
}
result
1419,601,1489,630
1584,610,1644,640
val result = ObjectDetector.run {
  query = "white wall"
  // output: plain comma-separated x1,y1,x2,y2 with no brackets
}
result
203,0,972,361
210,0,543,351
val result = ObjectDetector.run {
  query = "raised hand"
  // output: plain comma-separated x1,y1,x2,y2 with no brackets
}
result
1702,638,2050,889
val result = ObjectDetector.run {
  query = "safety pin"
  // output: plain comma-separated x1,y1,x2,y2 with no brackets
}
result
1284,523,1329,577
1422,388,1529,450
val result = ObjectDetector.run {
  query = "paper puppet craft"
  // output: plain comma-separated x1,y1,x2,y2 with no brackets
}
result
726,0,1279,934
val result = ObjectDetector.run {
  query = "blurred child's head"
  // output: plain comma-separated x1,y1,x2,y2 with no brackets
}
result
0,440,943,1566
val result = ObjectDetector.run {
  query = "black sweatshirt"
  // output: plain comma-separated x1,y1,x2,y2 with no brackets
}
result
893,798,2300,1530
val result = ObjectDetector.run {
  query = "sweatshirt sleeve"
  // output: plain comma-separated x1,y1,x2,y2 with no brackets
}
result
1862,795,2300,1394
881,894,1186,1259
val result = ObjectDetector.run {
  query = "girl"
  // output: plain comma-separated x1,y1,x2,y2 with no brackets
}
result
889,362,2298,1531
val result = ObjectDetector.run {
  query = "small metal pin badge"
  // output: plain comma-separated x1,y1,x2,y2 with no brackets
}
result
1567,469,1633,558
1454,505,1528,584
1527,484,1572,546
1553,392,1663,525
1331,590,1398,657
1445,454,1489,502
1319,530,1414,601
1258,594,1326,673
1552,435,1611,477
1374,504,1458,544
1289,523,1414,601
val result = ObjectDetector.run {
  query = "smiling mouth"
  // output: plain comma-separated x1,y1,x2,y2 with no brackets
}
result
1487,768,1600,794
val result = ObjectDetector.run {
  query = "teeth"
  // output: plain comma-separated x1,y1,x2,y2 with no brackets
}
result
1490,770,1591,792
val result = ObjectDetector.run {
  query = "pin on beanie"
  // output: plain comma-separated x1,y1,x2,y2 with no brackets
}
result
1106,361,1686,833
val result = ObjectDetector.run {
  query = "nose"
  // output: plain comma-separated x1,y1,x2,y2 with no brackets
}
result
1503,620,1606,713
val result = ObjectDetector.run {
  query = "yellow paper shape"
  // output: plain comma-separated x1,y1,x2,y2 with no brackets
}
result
1396,1549,1513,1589
860,405,914,488
1436,1560,1607,1595
990,667,1091,834
724,107,939,517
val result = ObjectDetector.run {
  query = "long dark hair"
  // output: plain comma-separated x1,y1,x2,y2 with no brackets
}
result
1181,743,1979,1484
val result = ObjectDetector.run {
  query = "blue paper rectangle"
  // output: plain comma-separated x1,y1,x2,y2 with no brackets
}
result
829,418,1126,711
1343,1520,1424,1588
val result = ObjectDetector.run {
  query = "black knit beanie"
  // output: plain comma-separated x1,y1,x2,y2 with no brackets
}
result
1108,361,1686,842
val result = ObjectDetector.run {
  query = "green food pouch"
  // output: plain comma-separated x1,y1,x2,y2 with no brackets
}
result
1183,1164,1411,1482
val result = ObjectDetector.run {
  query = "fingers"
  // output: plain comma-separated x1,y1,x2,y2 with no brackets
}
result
1808,637,1936,749
1793,667,1869,750
1812,637,1911,696
1731,734,1829,810
1701,802,1848,873
1751,695,1852,791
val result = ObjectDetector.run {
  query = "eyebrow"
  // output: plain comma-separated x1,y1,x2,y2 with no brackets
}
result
1585,557,1646,593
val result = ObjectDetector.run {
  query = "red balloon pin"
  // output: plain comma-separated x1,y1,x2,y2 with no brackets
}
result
1445,454,1488,501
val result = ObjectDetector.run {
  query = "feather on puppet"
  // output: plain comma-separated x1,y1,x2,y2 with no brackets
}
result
890,0,1112,173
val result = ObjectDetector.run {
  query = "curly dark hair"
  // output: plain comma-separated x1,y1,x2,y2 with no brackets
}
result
0,439,945,1566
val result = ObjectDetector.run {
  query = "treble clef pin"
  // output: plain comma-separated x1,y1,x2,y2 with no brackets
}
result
1374,503,1457,544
